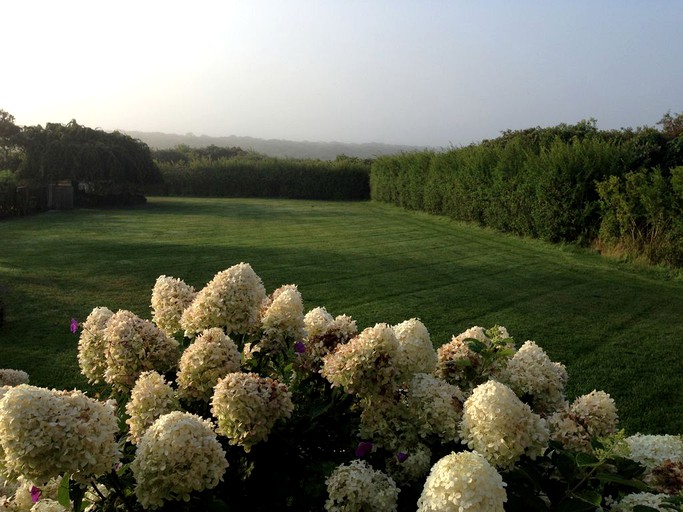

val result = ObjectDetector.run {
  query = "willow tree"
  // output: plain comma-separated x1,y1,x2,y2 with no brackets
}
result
16,120,162,195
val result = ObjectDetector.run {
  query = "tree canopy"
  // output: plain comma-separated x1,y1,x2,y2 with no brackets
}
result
0,110,21,169
15,119,162,194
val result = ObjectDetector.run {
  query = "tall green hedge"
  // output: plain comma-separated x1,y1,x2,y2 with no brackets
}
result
157,157,370,201
372,137,632,243
372,120,681,245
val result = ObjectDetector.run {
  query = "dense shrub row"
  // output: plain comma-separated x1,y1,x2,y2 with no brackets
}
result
371,120,683,264
596,166,683,267
156,156,371,201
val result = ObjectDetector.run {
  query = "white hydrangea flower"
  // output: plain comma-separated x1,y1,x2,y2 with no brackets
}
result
325,459,399,512
392,318,437,380
211,372,293,452
30,499,68,512
77,306,114,384
501,340,567,414
0,385,120,483
303,306,334,338
570,390,618,437
548,390,618,453
180,263,266,338
176,328,241,402
321,323,399,397
625,434,683,470
150,275,196,336
327,314,357,342
3,475,62,510
624,434,683,494
259,284,305,353
126,371,180,444
417,451,507,512
299,311,358,371
436,326,514,392
547,408,591,452
131,411,228,510
103,310,180,391
0,370,28,387
610,492,670,511
406,373,464,443
460,380,549,469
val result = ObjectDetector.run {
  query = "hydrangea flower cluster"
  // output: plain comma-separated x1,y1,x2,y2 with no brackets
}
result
211,372,293,452
321,323,399,397
29,499,68,512
0,370,29,387
1,475,61,510
436,326,487,385
0,385,119,482
625,434,683,494
570,390,619,437
176,328,241,402
392,318,437,380
126,371,180,444
299,307,357,370
435,325,514,393
625,434,683,470
501,340,568,414
460,380,549,469
325,459,399,512
417,450,507,512
103,310,180,391
131,411,228,510
76,306,114,384
609,492,671,511
258,284,305,353
303,306,334,338
548,390,619,453
406,373,464,443
150,275,196,336
180,262,266,338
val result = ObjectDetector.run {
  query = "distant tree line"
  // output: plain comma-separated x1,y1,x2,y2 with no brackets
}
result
371,115,683,267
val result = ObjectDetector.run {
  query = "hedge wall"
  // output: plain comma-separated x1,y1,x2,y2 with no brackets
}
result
157,157,370,201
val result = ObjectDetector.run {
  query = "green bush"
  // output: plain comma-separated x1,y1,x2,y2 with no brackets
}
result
596,166,683,266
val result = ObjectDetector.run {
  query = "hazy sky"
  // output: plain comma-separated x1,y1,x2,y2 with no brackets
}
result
3,1,682,147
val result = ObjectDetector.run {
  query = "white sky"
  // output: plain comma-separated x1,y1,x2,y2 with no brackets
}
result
2,0,682,147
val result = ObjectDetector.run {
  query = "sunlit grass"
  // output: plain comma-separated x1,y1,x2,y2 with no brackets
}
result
0,197,681,434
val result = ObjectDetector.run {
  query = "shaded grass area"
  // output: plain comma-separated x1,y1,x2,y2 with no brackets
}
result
1,197,681,434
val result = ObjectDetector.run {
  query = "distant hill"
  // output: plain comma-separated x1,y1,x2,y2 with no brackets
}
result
123,131,431,160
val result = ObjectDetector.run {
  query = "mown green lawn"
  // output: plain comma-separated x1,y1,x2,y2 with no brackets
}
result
1,197,681,434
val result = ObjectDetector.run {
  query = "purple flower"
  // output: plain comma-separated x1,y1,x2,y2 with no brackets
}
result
70,318,79,334
396,451,409,463
355,441,373,458
30,486,41,503
294,341,306,354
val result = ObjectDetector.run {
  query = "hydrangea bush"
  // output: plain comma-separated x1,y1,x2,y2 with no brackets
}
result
0,261,682,511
